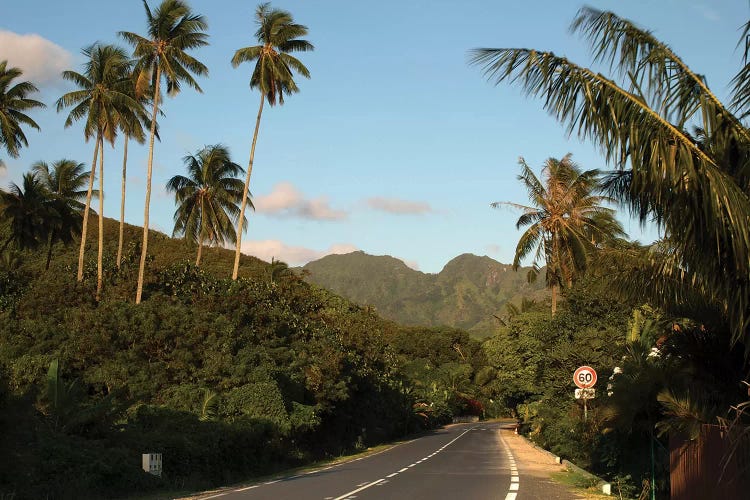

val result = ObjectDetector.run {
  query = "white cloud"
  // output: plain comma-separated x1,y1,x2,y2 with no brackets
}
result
0,30,73,86
366,196,434,215
402,258,421,271
254,182,348,221
241,240,358,266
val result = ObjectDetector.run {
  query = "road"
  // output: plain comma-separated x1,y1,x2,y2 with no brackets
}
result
194,421,557,500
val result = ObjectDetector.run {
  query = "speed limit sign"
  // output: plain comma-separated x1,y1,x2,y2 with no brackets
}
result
573,366,597,389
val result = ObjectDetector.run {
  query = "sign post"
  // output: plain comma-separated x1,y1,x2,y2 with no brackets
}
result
573,366,597,421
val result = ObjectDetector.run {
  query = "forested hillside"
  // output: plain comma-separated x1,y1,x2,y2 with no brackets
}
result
0,218,496,499
303,251,548,335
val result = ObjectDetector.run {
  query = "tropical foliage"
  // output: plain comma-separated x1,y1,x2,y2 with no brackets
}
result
472,6,750,345
166,144,247,265
493,154,623,314
230,2,313,279
120,0,209,303
0,61,45,160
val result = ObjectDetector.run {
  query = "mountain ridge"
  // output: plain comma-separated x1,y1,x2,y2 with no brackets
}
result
302,251,548,336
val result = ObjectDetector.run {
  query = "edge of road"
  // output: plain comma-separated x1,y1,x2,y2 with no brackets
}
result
152,426,468,500
508,424,613,496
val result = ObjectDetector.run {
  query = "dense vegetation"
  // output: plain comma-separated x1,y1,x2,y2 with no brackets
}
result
303,251,547,336
0,218,497,499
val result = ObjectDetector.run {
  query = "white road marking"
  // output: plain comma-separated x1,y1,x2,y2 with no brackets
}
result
235,485,259,492
329,427,474,500
200,494,226,499
499,430,520,500
386,472,398,478
332,479,385,500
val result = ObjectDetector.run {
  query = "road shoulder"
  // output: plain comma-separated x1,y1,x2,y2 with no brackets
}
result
500,428,609,499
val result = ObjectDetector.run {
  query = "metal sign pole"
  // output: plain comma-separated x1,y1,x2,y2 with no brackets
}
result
584,398,587,422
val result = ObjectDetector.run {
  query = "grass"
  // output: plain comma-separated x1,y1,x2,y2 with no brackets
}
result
550,469,613,499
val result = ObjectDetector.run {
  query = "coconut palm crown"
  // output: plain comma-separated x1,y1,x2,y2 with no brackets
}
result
0,61,45,160
494,154,624,314
166,144,248,266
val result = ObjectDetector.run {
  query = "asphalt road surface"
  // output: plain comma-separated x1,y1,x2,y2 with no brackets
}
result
198,421,533,500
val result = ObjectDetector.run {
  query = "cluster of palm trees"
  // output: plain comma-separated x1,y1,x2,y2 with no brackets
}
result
494,154,624,315
0,1,312,303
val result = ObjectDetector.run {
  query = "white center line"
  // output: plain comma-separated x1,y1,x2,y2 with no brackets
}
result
330,427,474,500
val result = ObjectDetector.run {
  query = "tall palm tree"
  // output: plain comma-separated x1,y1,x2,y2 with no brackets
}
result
56,44,139,299
120,0,209,304
493,155,624,315
32,160,88,269
471,7,750,343
116,72,152,269
0,61,45,161
230,3,313,280
166,144,247,265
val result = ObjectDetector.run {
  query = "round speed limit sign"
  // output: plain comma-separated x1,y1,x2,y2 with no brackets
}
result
573,366,597,389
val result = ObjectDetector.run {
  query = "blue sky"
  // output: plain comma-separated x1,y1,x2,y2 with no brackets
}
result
1,0,746,272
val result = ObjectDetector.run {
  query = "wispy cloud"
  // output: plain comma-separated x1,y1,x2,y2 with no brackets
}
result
0,30,72,86
401,258,421,271
240,240,357,265
366,196,434,215
254,182,348,221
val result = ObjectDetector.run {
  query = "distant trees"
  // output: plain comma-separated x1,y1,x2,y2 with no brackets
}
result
0,166,83,269
473,6,750,343
0,61,45,161
230,3,313,280
166,144,247,266
493,155,623,314
32,159,89,269
120,0,209,303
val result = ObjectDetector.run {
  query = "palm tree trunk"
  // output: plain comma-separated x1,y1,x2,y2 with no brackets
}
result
196,234,203,266
77,135,101,282
551,284,558,316
117,133,129,269
96,136,105,301
232,94,265,280
136,65,161,304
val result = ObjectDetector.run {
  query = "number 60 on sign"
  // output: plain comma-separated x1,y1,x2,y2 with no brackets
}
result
573,366,597,389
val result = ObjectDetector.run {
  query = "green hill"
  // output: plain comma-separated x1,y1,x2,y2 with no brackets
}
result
0,217,495,499
302,251,549,336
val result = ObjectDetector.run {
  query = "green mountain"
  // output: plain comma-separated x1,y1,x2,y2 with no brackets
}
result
302,251,549,336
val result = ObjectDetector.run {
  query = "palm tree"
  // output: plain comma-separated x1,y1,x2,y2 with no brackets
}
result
56,44,139,299
493,155,624,315
116,72,152,269
0,173,51,253
471,7,750,343
120,0,209,304
166,144,247,266
0,61,45,161
230,2,313,280
32,160,89,269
